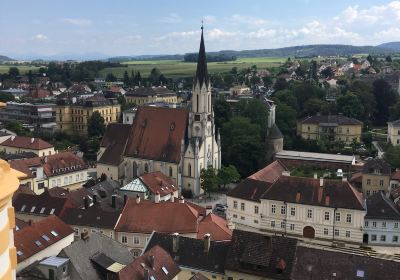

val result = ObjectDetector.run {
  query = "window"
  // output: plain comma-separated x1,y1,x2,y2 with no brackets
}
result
133,251,140,257
371,234,377,241
395,222,399,229
35,240,42,246
382,221,386,228
254,205,259,214
335,212,341,222
324,212,330,221
281,205,286,215
334,229,339,236
64,177,68,185
366,190,371,196
254,219,259,224
42,235,50,242
240,203,245,211
307,209,313,219
121,236,127,244
240,216,245,220
373,221,377,228
291,207,296,216
17,251,23,256
271,221,275,228
379,179,384,186
144,163,149,173
169,167,173,177
324,228,329,235
51,231,58,237
346,214,352,223
381,235,386,242
38,182,45,189
233,201,237,209
367,179,371,185
30,206,36,213
393,236,398,242
290,224,295,231
346,231,351,238
133,236,140,244
74,228,79,236
233,214,237,218
365,221,369,227
271,204,276,214
188,163,192,177
20,205,26,212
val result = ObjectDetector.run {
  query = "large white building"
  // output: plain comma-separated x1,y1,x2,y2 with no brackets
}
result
227,161,366,244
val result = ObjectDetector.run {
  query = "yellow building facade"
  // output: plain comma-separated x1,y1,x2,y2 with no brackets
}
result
297,115,363,144
0,160,25,280
125,87,178,106
56,97,120,135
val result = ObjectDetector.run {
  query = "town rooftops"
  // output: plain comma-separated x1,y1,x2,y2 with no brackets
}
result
59,232,134,280
99,123,131,166
197,213,232,241
13,190,75,217
365,191,400,220
261,176,365,210
276,150,355,164
298,115,363,126
125,86,177,97
144,232,230,275
118,245,181,280
0,136,53,150
14,215,74,263
225,230,298,279
124,106,189,163
48,186,92,208
362,159,391,175
248,160,286,183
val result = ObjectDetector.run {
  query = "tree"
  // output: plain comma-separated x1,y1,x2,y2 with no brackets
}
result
5,120,26,135
106,73,117,82
262,76,273,88
123,70,130,86
274,77,288,91
0,92,15,102
367,54,373,64
386,55,393,62
349,81,376,123
200,166,218,197
217,165,240,189
148,68,162,86
372,79,398,125
214,98,232,130
8,67,19,78
321,66,334,78
87,111,105,137
336,92,364,119
384,145,400,169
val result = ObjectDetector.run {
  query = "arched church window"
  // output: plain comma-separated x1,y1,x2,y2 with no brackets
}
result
196,95,199,112
169,167,173,177
132,162,138,178
188,163,192,177
144,163,149,173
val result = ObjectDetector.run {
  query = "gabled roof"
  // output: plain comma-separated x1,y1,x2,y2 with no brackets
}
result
48,186,91,208
99,123,131,166
298,115,363,125
261,176,365,210
248,160,286,183
124,106,188,163
14,215,74,263
197,213,232,241
140,171,178,196
227,178,271,202
13,190,75,217
145,232,230,274
115,199,203,234
119,245,181,280
225,230,298,279
0,136,53,150
365,191,400,220
59,232,134,280
362,159,391,175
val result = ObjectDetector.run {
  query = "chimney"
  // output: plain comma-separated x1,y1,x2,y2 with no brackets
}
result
93,194,97,204
206,205,212,216
313,173,318,179
44,156,48,163
342,177,347,182
325,194,330,206
203,233,211,253
28,219,33,226
319,177,324,187
170,195,175,203
143,268,149,280
124,194,128,206
282,171,290,176
155,192,160,204
30,138,35,144
11,136,15,141
179,196,184,204
83,196,89,209
148,255,155,269
172,233,179,253
111,195,116,209
136,194,141,204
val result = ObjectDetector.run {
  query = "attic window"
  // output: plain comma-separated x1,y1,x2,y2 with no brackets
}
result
40,207,46,214
17,251,23,256
150,277,156,280
35,240,42,246
162,267,169,275
21,205,26,212
30,206,36,213
50,208,55,214
51,230,59,237
42,234,50,242
356,270,365,277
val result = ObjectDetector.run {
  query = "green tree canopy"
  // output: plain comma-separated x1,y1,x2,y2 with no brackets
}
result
217,165,240,189
8,67,19,78
373,79,398,125
200,166,218,196
384,145,400,169
87,111,105,137
336,92,364,119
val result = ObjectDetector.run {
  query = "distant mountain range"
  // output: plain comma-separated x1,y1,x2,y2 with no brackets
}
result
2,42,400,62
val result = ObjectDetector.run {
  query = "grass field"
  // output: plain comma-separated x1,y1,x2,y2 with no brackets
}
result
99,57,286,78
0,65,41,74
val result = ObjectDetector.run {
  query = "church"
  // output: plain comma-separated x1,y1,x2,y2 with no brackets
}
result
97,27,221,196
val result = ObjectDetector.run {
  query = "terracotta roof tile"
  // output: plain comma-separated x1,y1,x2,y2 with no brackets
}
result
140,171,178,196
197,213,232,241
227,178,271,202
1,136,53,150
248,160,286,183
391,170,400,180
14,215,74,263
124,106,188,163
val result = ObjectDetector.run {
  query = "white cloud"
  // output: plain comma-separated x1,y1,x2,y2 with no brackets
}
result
60,18,93,26
207,28,237,40
159,13,182,24
248,28,276,39
230,14,268,26
34,34,47,41
203,15,216,24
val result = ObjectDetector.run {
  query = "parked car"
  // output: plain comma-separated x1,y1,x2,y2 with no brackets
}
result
215,204,228,212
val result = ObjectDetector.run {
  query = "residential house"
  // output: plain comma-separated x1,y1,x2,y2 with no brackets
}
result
0,136,55,156
0,102,56,128
387,119,400,145
47,186,92,208
361,159,391,196
120,171,179,202
363,191,400,245
14,215,74,272
97,30,221,196
144,232,230,280
0,159,25,280
125,87,178,106
229,84,250,96
84,178,122,199
297,115,363,144
118,245,180,280
10,152,88,194
390,170,400,191
227,162,366,244
114,197,231,256
56,95,120,135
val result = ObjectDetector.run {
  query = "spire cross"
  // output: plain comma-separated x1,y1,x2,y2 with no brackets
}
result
201,20,204,30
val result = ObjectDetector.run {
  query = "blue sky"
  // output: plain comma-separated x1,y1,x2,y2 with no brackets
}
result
1,0,400,58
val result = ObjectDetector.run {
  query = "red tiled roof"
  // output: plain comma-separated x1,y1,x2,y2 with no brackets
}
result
29,88,52,98
119,245,180,280
248,160,286,183
10,151,87,178
392,170,400,180
349,172,362,183
198,213,232,241
115,199,203,234
124,106,188,163
140,171,178,197
48,186,91,208
14,215,74,262
1,136,53,150
99,123,131,166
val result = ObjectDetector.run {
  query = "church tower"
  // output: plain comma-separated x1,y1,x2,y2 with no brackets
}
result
184,25,221,196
